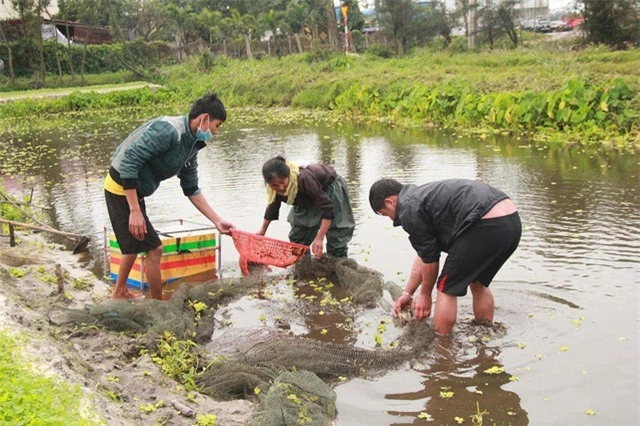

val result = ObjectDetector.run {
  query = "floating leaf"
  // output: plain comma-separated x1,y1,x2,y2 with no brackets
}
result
374,334,383,346
8,268,26,278
417,412,433,421
559,346,569,352
585,409,596,416
509,376,519,382
517,343,526,349
536,354,543,360
483,366,504,375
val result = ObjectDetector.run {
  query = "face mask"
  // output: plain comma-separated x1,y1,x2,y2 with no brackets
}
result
197,116,213,142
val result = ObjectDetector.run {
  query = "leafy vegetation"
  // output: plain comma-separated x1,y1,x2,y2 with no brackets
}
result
145,331,203,391
0,329,102,425
0,46,636,151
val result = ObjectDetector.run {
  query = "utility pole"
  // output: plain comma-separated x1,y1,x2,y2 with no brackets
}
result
341,4,350,53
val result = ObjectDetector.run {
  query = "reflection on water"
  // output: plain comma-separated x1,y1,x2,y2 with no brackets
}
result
1,112,638,425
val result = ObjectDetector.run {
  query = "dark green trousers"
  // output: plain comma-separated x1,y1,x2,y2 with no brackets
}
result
287,175,355,257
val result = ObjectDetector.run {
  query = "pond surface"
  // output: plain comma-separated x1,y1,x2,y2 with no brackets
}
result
1,111,638,425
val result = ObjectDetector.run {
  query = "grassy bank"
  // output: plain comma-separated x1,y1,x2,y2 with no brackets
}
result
0,329,102,424
0,46,638,152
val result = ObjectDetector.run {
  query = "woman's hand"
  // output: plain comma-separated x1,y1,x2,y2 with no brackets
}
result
311,237,324,258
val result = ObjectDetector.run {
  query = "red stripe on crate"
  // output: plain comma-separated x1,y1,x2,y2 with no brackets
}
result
160,255,216,270
110,256,142,272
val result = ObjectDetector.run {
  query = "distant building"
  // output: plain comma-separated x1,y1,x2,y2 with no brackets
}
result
3,18,112,45
514,0,550,21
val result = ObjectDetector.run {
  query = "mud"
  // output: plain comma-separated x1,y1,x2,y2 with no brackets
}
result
0,232,253,425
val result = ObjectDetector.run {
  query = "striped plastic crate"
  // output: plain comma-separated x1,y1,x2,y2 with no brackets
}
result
105,220,220,289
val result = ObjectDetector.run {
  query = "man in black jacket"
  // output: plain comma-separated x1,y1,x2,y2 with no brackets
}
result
369,178,521,335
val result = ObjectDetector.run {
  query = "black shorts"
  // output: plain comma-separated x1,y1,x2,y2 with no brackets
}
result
105,190,162,255
437,212,521,297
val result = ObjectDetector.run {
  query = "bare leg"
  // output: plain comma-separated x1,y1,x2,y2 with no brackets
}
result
470,281,494,322
145,245,164,300
112,254,141,299
434,291,458,335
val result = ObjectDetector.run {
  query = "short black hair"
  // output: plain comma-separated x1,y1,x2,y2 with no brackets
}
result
369,178,404,212
188,92,227,122
262,156,289,183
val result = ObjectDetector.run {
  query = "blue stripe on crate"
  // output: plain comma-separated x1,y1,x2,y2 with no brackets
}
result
109,273,180,289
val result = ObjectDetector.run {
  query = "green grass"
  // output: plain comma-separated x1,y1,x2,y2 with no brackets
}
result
0,329,103,425
0,70,139,92
0,45,638,151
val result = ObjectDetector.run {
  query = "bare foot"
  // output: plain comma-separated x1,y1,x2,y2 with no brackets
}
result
111,291,144,300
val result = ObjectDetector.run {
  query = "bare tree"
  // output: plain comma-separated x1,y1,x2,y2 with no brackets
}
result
324,0,339,50
498,0,518,47
0,23,16,83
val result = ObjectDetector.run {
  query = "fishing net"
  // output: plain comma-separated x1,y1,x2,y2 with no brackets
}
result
230,229,309,275
52,256,436,425
50,275,264,346
249,371,337,426
293,255,385,307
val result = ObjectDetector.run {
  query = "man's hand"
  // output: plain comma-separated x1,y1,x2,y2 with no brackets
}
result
311,237,323,258
412,293,432,320
128,210,146,241
215,219,235,235
392,293,412,317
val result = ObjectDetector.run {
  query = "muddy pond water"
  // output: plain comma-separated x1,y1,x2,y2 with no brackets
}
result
1,111,638,425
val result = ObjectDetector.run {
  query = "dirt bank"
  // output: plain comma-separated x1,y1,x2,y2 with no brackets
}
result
0,231,253,425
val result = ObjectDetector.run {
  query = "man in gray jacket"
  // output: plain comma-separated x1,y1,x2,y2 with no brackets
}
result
369,178,521,335
104,92,234,300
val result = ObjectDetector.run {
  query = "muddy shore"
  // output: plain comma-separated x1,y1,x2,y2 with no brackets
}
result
0,231,253,425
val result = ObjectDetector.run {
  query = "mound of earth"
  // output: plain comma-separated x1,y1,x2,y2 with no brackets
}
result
0,232,253,425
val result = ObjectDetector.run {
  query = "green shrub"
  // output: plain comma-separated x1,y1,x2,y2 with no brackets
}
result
365,43,395,58
301,47,333,63
0,40,176,78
